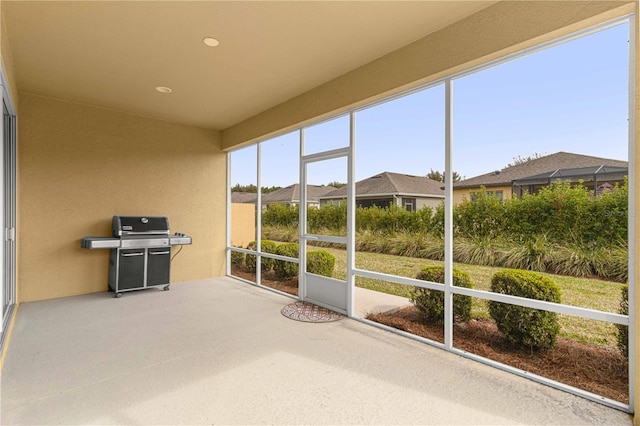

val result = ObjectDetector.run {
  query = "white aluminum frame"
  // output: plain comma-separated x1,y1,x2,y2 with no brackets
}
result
227,142,302,299
627,13,636,410
299,135,352,314
0,63,17,355
444,78,454,350
225,14,636,413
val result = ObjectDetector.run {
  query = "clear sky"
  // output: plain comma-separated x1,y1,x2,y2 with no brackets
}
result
231,21,630,188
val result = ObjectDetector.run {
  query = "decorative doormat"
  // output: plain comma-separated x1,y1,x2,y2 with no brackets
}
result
281,301,344,323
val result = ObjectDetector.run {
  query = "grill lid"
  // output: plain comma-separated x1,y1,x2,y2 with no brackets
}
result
112,215,170,236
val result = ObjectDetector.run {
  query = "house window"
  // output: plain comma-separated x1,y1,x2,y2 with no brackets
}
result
470,190,503,202
356,198,393,209
402,198,416,212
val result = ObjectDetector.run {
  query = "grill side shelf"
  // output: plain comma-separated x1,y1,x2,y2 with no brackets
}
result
169,235,192,246
82,235,192,249
81,237,120,250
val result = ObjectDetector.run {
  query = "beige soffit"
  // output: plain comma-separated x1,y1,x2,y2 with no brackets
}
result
1,1,495,130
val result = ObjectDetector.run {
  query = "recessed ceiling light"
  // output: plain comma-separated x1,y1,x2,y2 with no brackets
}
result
203,37,220,47
155,86,172,94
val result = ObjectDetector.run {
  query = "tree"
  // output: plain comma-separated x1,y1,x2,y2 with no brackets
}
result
426,169,461,183
262,186,282,194
506,152,546,167
231,183,282,193
327,181,346,188
231,183,257,193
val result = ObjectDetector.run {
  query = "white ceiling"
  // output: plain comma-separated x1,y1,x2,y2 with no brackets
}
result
2,1,496,130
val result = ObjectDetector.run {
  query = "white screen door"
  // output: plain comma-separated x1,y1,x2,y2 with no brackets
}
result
300,147,352,314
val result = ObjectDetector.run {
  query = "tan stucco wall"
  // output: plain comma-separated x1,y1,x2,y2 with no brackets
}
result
230,203,255,248
453,186,514,205
415,198,443,211
18,93,225,302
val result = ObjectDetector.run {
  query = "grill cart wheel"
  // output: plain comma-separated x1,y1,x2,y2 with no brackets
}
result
115,292,122,298
163,285,170,291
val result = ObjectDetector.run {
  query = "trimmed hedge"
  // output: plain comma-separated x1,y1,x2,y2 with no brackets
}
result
617,284,629,357
307,250,335,277
271,244,336,279
262,203,442,236
230,249,245,269
488,269,561,351
274,243,299,279
261,179,628,248
411,266,473,324
245,240,277,272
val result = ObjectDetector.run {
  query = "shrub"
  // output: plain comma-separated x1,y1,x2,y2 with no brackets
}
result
355,204,427,234
244,240,277,272
617,284,629,357
411,266,473,324
504,181,591,244
583,178,628,244
307,250,335,277
453,187,505,240
261,203,299,227
307,203,347,234
260,240,277,270
488,269,561,351
274,242,299,279
230,249,245,269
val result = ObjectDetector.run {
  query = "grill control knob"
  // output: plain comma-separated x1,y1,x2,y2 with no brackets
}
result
141,217,149,224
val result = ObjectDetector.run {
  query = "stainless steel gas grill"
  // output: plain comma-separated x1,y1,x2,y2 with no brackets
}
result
81,216,192,298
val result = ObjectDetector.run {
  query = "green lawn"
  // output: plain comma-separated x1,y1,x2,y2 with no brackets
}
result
318,246,625,347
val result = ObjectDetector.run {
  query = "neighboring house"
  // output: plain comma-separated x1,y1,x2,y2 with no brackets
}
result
261,184,336,209
230,192,257,204
319,171,444,212
453,152,628,204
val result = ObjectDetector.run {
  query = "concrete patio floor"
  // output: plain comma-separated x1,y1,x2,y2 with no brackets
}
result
1,277,632,425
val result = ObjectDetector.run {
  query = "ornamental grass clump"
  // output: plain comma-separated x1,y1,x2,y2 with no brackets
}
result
592,244,629,283
488,269,561,351
453,237,501,267
500,236,554,272
410,266,473,324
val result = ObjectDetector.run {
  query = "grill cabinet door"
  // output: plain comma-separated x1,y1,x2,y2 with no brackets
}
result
118,249,145,290
147,248,171,286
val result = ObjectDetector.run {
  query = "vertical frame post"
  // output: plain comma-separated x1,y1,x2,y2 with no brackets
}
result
256,143,262,286
299,129,307,300
627,13,636,413
225,152,231,276
347,112,356,317
444,79,454,349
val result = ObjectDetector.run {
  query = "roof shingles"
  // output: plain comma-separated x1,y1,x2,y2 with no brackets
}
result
322,171,444,198
261,184,335,204
453,152,628,189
